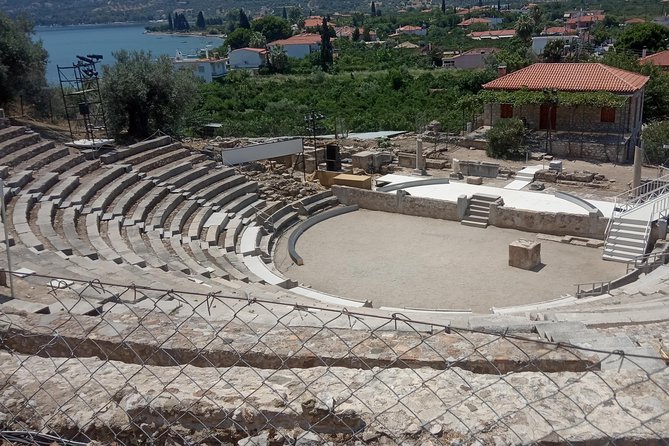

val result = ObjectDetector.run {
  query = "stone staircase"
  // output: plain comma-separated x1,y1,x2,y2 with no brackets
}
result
603,217,649,262
461,193,500,229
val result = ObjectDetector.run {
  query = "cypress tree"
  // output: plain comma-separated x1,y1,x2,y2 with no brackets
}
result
441,0,446,13
239,9,251,29
196,11,206,29
371,2,376,16
167,12,173,30
282,7,287,20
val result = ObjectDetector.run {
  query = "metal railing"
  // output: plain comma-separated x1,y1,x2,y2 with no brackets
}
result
0,273,667,445
613,172,669,216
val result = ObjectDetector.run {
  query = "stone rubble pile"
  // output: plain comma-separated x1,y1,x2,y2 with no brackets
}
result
240,162,322,204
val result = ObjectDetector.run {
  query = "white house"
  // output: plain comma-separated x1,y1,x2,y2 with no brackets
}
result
228,47,268,69
172,49,227,82
531,35,578,56
267,34,322,59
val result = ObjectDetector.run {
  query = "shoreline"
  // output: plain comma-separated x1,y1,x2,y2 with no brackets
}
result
144,30,225,39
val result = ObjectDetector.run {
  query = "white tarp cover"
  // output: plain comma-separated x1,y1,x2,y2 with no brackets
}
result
221,139,303,165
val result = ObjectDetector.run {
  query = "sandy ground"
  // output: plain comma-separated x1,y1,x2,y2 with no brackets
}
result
274,209,627,313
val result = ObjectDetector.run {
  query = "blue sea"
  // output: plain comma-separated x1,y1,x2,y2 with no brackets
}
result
35,23,225,84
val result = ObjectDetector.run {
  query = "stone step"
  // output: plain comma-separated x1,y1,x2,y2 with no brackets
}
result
0,140,56,167
0,125,27,143
15,144,70,172
0,133,40,157
461,219,488,229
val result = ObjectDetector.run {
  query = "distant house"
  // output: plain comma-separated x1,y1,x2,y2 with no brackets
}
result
458,18,492,28
395,25,427,36
481,63,649,162
228,48,268,69
624,17,646,25
468,29,516,40
531,35,579,55
640,50,669,70
566,13,605,30
267,34,321,59
303,16,324,28
334,26,378,40
443,47,497,69
172,50,227,82
541,26,577,36
394,41,420,49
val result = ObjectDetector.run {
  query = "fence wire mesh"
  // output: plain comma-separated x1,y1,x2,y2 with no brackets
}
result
0,273,667,446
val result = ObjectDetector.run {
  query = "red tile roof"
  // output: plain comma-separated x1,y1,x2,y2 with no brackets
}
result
566,14,605,24
234,47,268,54
640,50,669,67
304,16,323,28
542,26,577,35
482,63,649,93
457,17,491,27
468,29,516,38
397,25,423,32
269,33,322,46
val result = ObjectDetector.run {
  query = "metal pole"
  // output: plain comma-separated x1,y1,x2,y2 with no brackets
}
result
0,181,14,298
312,114,318,172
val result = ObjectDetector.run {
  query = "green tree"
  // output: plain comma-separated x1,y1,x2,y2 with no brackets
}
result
441,0,446,14
371,2,377,16
0,13,48,108
486,118,526,158
251,15,292,42
282,7,288,20
267,45,290,73
196,11,206,30
288,7,303,25
167,13,173,31
363,27,372,42
514,15,534,43
226,27,253,49
352,27,361,41
642,121,669,164
101,50,199,139
320,17,333,71
249,31,267,48
542,39,565,62
239,9,251,29
617,23,669,53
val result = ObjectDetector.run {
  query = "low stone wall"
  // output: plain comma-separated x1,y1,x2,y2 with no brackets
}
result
489,203,609,239
332,185,459,221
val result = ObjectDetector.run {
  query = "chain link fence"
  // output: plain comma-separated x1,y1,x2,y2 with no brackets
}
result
0,273,667,445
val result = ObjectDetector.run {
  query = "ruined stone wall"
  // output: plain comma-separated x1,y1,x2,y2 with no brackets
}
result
332,185,459,221
489,203,609,239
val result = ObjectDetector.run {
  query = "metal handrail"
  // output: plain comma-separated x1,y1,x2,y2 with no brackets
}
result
626,251,669,274
613,172,669,215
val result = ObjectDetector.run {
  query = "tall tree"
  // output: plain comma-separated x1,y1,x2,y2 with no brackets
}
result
101,50,199,139
320,17,333,71
239,9,251,29
251,15,292,42
196,11,206,29
226,27,253,49
514,15,534,43
362,27,371,41
441,0,446,13
167,12,173,30
0,12,48,107
352,27,361,41
282,7,288,20
371,2,376,16
617,23,669,53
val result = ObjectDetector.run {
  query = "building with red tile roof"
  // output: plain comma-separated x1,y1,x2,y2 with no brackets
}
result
481,63,649,162
267,34,322,59
468,29,516,40
303,16,324,28
457,17,492,27
541,26,577,36
395,25,427,36
640,50,669,69
566,14,605,29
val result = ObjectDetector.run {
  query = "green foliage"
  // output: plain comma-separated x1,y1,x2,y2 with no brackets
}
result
642,121,669,164
514,15,534,43
542,39,565,62
173,13,190,31
196,11,206,29
101,50,199,140
0,12,48,107
475,90,627,108
226,28,253,50
251,15,292,42
239,9,251,29
197,69,495,137
320,18,334,71
486,118,526,159
616,23,669,53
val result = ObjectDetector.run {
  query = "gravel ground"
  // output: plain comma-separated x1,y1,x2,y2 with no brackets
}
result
274,209,627,313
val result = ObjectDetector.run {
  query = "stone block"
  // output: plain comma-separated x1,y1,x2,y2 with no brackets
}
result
466,176,483,185
425,158,446,169
509,239,541,270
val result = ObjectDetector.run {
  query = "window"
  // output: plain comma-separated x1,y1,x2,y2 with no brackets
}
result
601,107,616,123
500,103,513,119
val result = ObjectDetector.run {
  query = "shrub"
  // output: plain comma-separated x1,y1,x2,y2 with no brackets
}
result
642,121,669,165
486,118,526,159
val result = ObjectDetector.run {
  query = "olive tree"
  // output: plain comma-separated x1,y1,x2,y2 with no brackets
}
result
101,50,199,140
0,12,48,108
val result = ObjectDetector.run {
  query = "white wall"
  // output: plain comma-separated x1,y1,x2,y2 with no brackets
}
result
229,50,264,69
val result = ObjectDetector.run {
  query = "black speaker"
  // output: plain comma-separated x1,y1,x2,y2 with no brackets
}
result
78,102,90,115
325,143,341,171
